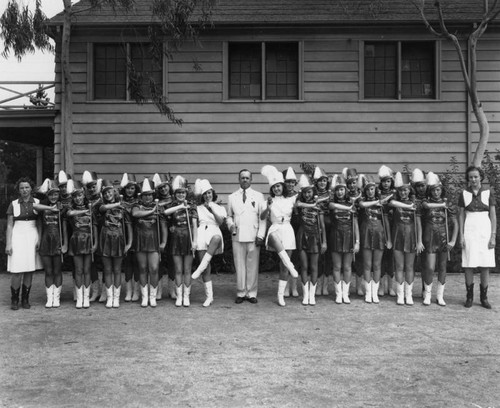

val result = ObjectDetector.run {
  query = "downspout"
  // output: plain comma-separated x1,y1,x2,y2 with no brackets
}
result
466,35,472,164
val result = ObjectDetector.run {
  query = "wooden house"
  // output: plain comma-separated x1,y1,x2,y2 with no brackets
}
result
48,0,500,198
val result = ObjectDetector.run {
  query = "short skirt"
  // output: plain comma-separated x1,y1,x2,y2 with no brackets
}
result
170,227,193,256
99,227,125,257
266,222,296,251
360,219,385,251
423,222,447,254
134,227,159,253
329,224,353,253
392,223,416,253
197,224,224,254
297,227,321,254
68,230,93,256
7,220,43,273
39,227,62,257
462,211,495,268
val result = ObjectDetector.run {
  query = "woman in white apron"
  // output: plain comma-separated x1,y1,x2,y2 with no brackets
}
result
5,177,43,310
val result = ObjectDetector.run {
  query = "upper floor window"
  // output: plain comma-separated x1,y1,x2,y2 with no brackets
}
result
363,41,436,100
227,41,300,100
93,43,162,101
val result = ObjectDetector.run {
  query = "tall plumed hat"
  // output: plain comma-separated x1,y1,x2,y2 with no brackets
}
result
67,179,84,195
282,167,297,181
313,166,328,181
378,165,394,181
360,174,377,190
298,174,314,191
261,165,284,187
194,179,213,196
82,170,98,186
140,177,155,194
411,168,426,185
394,172,411,189
342,167,358,182
152,173,169,188
331,174,347,190
425,172,442,191
95,179,102,194
56,170,69,186
120,173,137,188
172,175,188,192
39,178,59,195
101,179,114,192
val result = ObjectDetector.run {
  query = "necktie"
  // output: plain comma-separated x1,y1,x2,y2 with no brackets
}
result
242,189,247,203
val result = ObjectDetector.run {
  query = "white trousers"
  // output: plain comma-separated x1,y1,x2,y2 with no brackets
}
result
232,241,260,298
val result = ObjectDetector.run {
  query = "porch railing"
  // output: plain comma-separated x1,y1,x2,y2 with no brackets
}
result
0,81,55,110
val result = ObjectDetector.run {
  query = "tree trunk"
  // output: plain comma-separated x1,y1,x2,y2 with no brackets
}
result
60,0,73,175
471,103,490,168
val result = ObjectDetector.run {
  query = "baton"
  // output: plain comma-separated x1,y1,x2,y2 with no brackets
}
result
57,204,64,263
314,195,323,249
155,199,161,261
88,203,94,262
444,199,450,261
185,201,195,257
119,195,126,256
413,201,418,253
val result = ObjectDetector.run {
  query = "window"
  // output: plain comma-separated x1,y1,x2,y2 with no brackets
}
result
93,43,162,101
227,42,300,100
363,41,436,99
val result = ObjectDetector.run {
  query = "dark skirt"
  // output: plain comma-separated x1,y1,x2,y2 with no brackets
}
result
99,227,125,257
423,222,447,254
68,230,93,256
170,227,192,256
330,223,353,253
392,223,416,253
297,227,321,254
39,227,61,257
134,226,159,253
360,219,385,251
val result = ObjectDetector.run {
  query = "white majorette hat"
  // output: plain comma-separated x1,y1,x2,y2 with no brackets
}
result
378,165,394,181
39,178,59,195
172,175,188,192
56,170,69,186
411,168,426,185
298,174,314,191
261,165,284,187
283,167,297,181
120,173,137,188
82,170,98,186
67,179,84,195
313,166,328,181
361,174,377,190
331,174,347,190
342,167,358,182
426,172,442,191
140,177,154,194
394,172,411,189
194,178,213,196
152,173,169,188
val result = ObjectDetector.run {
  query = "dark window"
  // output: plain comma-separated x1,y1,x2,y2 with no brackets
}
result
229,43,261,99
130,44,163,99
266,42,298,100
364,41,435,99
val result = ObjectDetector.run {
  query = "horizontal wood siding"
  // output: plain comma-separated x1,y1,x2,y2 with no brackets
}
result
53,31,500,199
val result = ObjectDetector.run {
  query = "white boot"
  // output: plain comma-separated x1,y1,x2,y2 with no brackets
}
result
396,282,405,305
203,281,214,307
99,280,108,303
183,284,191,307
105,286,114,308
277,279,287,306
436,282,446,306
323,275,331,296
124,280,133,302
89,280,100,302
405,282,414,305
290,277,299,297
364,280,372,303
149,285,158,307
53,286,62,308
334,281,342,304
356,275,364,296
175,285,183,307
192,253,212,280
131,281,140,302
278,250,299,278
284,280,291,298
309,283,317,306
112,286,121,308
141,285,149,307
75,285,83,309
388,276,396,297
379,275,387,297
169,279,177,299
156,276,163,300
45,285,54,308
342,281,351,304
423,283,432,306
371,280,380,304
302,282,309,305
83,286,90,308
316,275,324,296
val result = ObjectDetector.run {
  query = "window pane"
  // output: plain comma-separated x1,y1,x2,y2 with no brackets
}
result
94,44,126,100
265,42,298,100
130,43,163,100
364,42,396,99
229,43,261,99
401,42,435,99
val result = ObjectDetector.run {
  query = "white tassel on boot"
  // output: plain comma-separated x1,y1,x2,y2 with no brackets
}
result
141,285,149,307
323,275,331,296
203,281,214,307
342,281,351,304
156,276,164,300
364,280,372,303
309,282,317,306
192,253,212,280
371,280,380,304
83,286,90,308
436,282,446,306
290,277,299,297
105,286,114,308
405,282,414,305
53,286,62,308
423,282,432,306
45,285,54,308
89,280,100,302
334,281,342,304
175,285,183,307
277,279,287,306
396,282,405,305
277,250,299,278
132,281,141,302
112,286,121,308
124,280,133,302
183,284,191,307
149,285,158,307
302,282,309,305
75,285,83,309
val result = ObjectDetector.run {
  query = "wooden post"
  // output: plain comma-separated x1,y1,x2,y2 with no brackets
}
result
36,146,43,186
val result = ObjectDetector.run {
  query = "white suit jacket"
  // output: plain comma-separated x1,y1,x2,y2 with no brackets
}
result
227,187,267,242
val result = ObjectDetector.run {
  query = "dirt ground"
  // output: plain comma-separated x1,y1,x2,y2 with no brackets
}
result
0,270,499,408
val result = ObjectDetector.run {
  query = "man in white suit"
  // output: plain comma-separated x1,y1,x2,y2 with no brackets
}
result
227,169,267,303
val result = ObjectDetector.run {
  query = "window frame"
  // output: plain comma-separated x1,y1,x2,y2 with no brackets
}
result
223,40,304,102
359,39,441,101
87,42,167,102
